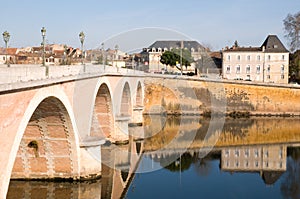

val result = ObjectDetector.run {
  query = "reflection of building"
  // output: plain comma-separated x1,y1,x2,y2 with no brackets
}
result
221,145,286,171
222,35,289,83
141,40,206,73
221,145,287,185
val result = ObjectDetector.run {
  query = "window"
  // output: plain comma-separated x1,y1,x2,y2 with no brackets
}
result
255,161,259,167
268,55,271,61
267,75,271,79
265,161,269,168
255,149,259,158
235,149,240,157
267,65,270,73
281,65,285,74
237,55,241,61
279,148,283,158
226,66,231,74
225,150,229,157
245,149,249,157
236,65,241,74
282,55,285,60
247,55,251,61
245,161,249,167
281,75,285,79
228,55,231,61
257,55,261,61
256,65,261,74
246,65,251,74
264,150,269,158
3,57,5,61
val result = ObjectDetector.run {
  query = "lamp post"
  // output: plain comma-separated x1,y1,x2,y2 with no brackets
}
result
101,42,105,70
115,44,119,69
41,27,48,76
2,31,10,67
79,31,85,65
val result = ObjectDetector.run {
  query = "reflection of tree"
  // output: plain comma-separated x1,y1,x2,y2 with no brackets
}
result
163,153,193,172
281,147,300,198
221,118,254,140
193,153,219,177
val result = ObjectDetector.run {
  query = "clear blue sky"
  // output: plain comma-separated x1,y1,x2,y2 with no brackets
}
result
1,0,300,52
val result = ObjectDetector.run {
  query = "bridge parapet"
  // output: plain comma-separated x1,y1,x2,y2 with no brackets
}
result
0,64,144,92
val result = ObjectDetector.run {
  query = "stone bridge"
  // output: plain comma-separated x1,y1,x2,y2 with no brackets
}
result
0,64,145,198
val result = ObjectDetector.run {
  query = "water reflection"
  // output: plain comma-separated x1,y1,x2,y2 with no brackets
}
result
7,116,300,199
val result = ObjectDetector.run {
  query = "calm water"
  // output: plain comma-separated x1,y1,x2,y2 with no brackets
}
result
7,116,300,199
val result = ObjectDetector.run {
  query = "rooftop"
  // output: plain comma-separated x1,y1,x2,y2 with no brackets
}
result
223,35,289,53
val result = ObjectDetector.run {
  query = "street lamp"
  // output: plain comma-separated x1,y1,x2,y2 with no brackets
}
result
101,42,105,69
115,44,119,69
41,27,46,66
79,31,85,66
2,31,10,67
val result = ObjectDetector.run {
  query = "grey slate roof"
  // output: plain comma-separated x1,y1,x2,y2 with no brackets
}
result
261,35,289,53
148,40,205,51
223,35,289,53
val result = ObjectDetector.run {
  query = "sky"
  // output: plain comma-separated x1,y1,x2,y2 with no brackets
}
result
1,0,300,52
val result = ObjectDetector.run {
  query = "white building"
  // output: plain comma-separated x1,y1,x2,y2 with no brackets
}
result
141,40,206,73
222,35,289,84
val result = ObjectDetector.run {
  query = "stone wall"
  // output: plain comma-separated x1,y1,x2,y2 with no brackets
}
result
144,77,300,116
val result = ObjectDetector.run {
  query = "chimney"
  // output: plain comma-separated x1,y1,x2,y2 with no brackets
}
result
262,46,265,52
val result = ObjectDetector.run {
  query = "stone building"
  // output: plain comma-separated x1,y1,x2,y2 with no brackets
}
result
141,40,206,73
222,35,289,84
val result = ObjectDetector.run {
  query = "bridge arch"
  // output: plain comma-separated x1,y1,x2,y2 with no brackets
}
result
135,80,144,107
91,82,115,140
120,82,132,117
10,89,80,182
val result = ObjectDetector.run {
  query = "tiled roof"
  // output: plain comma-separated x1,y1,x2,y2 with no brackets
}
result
148,40,205,51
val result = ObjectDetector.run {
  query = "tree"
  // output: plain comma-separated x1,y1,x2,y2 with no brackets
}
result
160,49,193,72
283,12,300,52
289,50,300,82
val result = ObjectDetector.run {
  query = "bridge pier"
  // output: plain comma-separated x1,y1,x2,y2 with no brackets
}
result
129,106,145,140
79,137,106,180
113,116,131,144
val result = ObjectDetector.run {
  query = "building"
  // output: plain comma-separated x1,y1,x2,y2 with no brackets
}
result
221,145,287,185
222,35,289,84
141,40,206,73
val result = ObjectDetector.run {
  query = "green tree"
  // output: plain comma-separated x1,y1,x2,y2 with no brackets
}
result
289,50,300,82
284,11,300,52
160,49,193,72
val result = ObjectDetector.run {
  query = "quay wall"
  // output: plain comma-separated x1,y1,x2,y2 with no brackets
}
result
144,76,300,115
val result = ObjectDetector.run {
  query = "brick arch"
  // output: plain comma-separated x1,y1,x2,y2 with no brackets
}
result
91,83,114,139
135,81,143,107
11,97,78,180
120,82,132,116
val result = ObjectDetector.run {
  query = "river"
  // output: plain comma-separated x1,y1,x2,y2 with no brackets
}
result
7,116,300,199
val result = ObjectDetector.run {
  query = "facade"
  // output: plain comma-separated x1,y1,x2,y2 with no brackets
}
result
141,40,206,73
221,145,287,172
222,35,289,84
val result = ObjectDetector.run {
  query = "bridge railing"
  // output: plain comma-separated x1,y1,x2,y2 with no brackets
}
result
0,64,144,85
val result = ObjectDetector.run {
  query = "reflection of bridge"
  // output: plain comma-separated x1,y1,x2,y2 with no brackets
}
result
0,65,145,198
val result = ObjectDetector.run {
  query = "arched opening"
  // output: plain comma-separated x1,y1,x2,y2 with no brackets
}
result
91,84,114,139
120,83,132,116
136,82,143,107
10,97,77,180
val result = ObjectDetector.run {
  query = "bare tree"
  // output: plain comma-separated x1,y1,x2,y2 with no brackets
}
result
284,12,300,52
